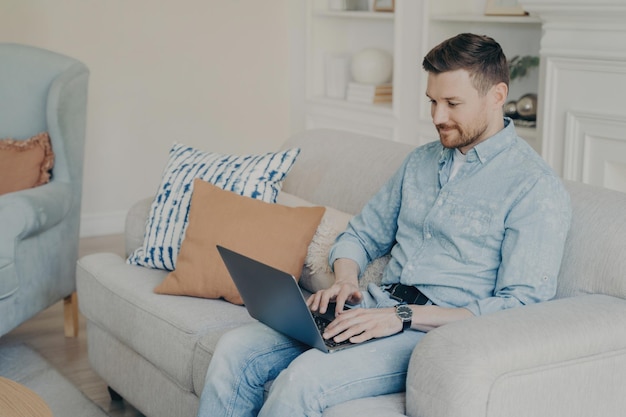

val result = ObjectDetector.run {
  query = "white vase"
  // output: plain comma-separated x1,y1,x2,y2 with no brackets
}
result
325,53,351,99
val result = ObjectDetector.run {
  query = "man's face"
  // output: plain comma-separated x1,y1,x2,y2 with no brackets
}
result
426,69,498,154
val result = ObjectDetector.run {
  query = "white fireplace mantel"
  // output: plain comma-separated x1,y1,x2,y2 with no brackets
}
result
519,0,626,193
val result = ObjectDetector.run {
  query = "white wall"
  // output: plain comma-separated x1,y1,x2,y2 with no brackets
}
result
0,0,306,236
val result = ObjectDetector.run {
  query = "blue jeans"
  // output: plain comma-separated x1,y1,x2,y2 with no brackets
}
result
196,321,425,417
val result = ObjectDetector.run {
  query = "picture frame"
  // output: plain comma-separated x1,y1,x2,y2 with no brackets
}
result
374,0,394,12
484,0,527,16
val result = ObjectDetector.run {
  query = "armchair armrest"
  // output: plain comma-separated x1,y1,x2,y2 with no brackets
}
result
0,181,73,241
406,294,626,417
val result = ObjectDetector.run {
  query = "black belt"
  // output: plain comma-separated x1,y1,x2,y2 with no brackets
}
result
384,283,433,306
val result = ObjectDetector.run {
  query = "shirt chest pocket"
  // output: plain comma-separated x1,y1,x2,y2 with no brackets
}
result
434,199,493,262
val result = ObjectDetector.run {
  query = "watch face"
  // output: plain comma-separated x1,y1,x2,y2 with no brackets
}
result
396,305,412,320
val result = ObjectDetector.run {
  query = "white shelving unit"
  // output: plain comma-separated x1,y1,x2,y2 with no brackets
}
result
305,0,405,141
305,0,543,149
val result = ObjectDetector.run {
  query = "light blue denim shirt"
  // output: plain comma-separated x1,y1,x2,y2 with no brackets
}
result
329,120,572,316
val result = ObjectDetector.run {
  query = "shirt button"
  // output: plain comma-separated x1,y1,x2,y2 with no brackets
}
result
425,233,432,239
437,200,443,206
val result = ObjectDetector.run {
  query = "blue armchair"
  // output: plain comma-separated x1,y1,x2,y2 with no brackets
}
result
0,43,89,337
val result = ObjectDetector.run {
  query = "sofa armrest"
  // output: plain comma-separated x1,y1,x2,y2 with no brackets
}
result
406,294,626,417
0,181,72,241
124,196,153,258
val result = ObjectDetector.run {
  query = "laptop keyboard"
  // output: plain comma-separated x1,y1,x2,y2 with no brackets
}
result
313,314,354,349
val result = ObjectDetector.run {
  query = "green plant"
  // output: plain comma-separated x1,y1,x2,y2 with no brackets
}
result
509,55,540,81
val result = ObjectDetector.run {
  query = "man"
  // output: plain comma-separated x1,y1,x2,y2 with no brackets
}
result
197,33,571,417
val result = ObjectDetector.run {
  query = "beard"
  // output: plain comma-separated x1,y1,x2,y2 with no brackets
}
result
436,120,489,151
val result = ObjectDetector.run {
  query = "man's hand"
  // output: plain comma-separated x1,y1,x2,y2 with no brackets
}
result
306,258,402,344
321,304,475,343
322,307,402,344
307,258,476,344
306,258,363,316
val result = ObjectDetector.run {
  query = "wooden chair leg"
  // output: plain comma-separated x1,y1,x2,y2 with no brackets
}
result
64,292,79,337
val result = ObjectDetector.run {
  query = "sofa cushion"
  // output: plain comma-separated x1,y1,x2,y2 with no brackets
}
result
0,132,54,195
76,253,254,393
155,180,325,305
557,181,626,300
127,143,300,271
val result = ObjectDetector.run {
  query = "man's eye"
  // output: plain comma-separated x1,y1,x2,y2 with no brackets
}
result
448,102,459,107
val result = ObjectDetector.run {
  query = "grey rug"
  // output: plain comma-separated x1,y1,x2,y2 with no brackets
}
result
0,343,109,417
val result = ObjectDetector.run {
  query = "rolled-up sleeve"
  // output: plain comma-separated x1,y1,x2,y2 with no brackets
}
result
329,156,408,277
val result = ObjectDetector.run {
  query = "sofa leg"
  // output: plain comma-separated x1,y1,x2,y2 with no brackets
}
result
108,386,124,402
63,292,79,337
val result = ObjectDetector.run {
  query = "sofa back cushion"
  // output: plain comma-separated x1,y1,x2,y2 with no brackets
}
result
126,129,626,302
280,129,414,215
280,130,626,302
556,181,626,300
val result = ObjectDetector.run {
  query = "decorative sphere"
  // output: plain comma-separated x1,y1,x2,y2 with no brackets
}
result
516,93,538,121
350,48,393,85
504,101,519,118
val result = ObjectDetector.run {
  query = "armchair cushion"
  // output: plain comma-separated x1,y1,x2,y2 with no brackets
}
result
127,143,300,271
0,132,54,195
155,179,325,305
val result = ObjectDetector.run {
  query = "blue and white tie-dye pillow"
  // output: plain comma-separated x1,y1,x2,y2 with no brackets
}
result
127,143,300,271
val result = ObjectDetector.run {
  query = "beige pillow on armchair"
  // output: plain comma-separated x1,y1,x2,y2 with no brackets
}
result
0,132,54,195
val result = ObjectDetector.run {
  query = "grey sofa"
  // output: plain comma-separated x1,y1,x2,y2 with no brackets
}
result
77,128,626,417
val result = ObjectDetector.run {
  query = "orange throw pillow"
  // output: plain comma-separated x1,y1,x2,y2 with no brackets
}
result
0,132,54,195
155,179,326,305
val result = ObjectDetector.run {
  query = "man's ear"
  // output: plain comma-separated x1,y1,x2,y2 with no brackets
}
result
492,82,509,108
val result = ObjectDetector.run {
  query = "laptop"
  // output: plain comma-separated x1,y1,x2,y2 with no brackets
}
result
217,245,362,353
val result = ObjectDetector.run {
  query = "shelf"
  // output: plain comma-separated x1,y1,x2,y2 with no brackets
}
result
314,10,394,20
430,14,541,24
307,96,393,115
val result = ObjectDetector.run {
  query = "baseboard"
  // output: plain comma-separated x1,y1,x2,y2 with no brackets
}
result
80,210,127,237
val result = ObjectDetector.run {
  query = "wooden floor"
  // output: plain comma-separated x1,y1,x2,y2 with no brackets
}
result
0,234,145,417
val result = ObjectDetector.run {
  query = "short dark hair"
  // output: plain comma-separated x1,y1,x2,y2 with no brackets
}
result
422,33,509,96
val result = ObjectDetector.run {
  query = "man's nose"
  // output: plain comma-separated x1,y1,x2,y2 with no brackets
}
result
432,104,448,125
